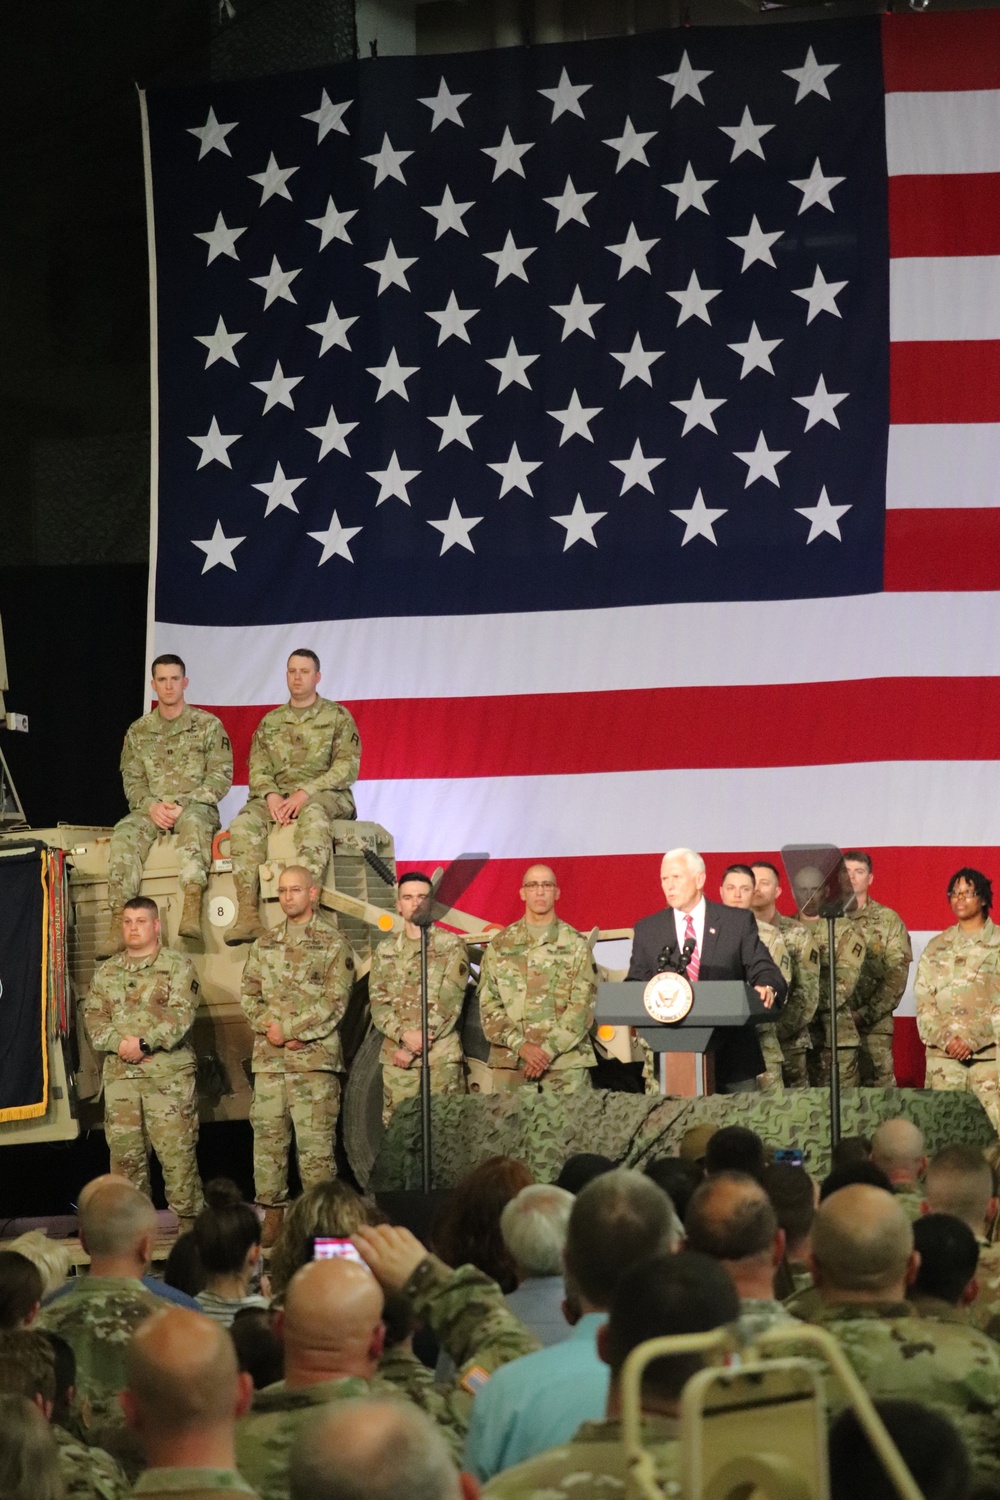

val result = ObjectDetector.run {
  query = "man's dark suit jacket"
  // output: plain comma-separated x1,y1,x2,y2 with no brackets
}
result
627,899,787,1087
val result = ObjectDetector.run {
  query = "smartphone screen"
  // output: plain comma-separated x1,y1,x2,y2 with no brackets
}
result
772,1148,804,1167
311,1236,365,1264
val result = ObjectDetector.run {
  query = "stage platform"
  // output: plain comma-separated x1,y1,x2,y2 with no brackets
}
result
369,1088,993,1191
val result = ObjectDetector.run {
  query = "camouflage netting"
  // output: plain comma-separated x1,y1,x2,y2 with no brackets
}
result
369,1088,995,1190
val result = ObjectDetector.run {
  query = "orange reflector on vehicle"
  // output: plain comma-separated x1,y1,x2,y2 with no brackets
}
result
596,1025,616,1042
377,913,395,931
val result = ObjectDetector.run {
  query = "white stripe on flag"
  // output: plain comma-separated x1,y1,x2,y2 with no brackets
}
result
889,255,1000,342
885,90,1000,176
887,424,1000,510
351,762,1000,860
158,592,1000,704
897,931,932,1019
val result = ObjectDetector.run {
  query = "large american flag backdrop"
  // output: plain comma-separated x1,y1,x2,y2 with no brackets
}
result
143,9,1000,1083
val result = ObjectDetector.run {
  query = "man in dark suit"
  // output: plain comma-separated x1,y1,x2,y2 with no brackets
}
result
627,848,786,1092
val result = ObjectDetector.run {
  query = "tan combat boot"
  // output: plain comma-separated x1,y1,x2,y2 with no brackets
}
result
96,904,125,959
178,886,203,941
260,1206,285,1249
225,875,264,946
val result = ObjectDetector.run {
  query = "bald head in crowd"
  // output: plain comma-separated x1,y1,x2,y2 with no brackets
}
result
871,1120,927,1187
122,1307,252,1468
810,1184,916,1300
924,1145,998,1236
683,1174,784,1300
290,1398,470,1500
79,1178,158,1270
280,1258,385,1386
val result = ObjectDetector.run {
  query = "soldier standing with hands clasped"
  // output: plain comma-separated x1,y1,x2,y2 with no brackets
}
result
915,868,1000,1133
240,865,356,1245
477,865,597,1093
369,871,469,1125
82,897,203,1229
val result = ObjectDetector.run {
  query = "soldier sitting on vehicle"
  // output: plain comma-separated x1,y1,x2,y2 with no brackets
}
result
100,654,232,956
369,870,468,1126
226,649,361,946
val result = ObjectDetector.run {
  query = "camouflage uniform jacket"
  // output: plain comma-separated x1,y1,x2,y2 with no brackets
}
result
82,947,199,1083
38,1277,161,1444
803,1298,1000,1478
53,1421,131,1500
803,918,865,1050
134,1467,258,1498
121,705,232,815
369,928,469,1067
915,919,1000,1056
482,1417,682,1500
772,915,821,1046
240,910,355,1074
247,696,360,802
478,919,597,1071
236,1256,538,1496
848,900,913,1035
970,1239,1000,1337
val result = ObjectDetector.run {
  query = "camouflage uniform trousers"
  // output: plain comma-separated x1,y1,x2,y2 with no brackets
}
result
487,1068,592,1095
858,1029,896,1087
807,1046,861,1091
782,1046,810,1089
103,1068,203,1219
106,801,218,903
925,1051,1000,1134
250,1069,341,1206
757,1023,786,1093
382,1061,464,1128
229,788,353,886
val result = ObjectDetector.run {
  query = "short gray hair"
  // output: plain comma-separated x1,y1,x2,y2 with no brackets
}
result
661,848,706,875
289,1399,461,1500
564,1168,683,1309
501,1185,574,1276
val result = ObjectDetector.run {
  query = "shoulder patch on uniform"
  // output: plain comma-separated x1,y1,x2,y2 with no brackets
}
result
191,979,200,995
460,1365,491,1395
346,955,355,970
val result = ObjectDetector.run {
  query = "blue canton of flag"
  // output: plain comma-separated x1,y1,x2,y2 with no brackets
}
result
145,18,888,629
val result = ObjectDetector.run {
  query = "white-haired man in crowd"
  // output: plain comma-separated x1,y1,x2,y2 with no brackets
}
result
501,1185,575,1347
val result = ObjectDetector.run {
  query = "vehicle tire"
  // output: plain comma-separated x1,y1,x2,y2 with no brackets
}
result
342,1025,385,1190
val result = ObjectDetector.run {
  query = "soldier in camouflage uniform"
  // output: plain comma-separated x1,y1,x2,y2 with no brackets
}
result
82,897,203,1222
843,851,912,1086
915,868,1000,1134
799,1183,1000,1483
369,871,468,1126
720,866,789,1092
38,1180,162,1474
0,1330,131,1500
751,863,821,1089
235,1228,538,1496
782,865,865,1089
477,866,597,1094
922,1144,1000,1336
240,866,356,1237
100,654,232,955
227,649,360,945
122,1307,258,1500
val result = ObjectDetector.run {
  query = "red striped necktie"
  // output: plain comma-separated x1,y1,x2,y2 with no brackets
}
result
684,912,701,981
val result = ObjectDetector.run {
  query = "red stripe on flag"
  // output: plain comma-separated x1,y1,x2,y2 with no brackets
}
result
893,1016,926,1091
884,509,1000,592
386,847,998,935
889,175,1000,259
882,11,1000,93
890,341,1000,424
206,679,1000,784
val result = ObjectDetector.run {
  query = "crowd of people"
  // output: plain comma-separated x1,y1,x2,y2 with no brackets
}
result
2,1120,1000,1498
